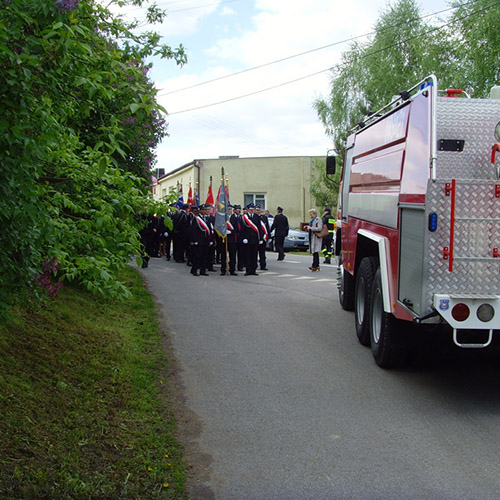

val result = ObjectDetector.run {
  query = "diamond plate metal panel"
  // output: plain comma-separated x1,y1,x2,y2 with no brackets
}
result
414,97,500,316
435,97,500,180
422,179,500,315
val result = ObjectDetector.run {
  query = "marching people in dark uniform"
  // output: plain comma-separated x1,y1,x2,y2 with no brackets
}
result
234,205,245,271
151,213,160,257
224,204,241,275
241,203,260,275
186,206,195,266
270,206,289,261
158,213,172,260
172,203,190,263
205,204,217,272
138,211,157,268
255,205,269,271
189,204,212,276
321,207,335,264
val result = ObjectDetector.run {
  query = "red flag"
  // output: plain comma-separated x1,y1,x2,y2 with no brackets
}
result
187,186,194,206
206,185,214,205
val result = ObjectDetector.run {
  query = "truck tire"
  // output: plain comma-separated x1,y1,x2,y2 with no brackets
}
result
354,256,377,346
370,268,408,368
338,253,354,311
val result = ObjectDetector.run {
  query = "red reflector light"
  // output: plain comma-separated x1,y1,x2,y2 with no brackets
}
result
452,303,470,322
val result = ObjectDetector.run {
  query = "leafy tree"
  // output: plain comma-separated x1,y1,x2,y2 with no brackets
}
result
314,0,456,155
0,0,185,315
450,0,500,96
310,158,341,211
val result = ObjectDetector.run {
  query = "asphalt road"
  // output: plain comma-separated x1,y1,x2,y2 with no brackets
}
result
139,252,500,500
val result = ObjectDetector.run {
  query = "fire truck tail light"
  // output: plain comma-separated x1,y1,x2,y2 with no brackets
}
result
477,304,495,323
452,303,470,322
428,212,438,231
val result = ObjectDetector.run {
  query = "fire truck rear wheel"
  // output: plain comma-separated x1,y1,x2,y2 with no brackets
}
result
338,253,354,311
370,268,408,368
354,256,377,346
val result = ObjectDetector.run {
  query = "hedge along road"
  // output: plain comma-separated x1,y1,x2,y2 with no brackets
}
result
139,253,500,500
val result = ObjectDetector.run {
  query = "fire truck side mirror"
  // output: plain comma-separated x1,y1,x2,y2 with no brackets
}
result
326,155,336,175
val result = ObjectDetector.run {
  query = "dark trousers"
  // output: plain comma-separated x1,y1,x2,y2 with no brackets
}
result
227,242,237,273
312,252,320,268
165,234,172,258
258,242,267,269
275,235,285,259
173,234,187,262
321,236,333,257
191,244,208,274
237,242,245,270
243,243,258,274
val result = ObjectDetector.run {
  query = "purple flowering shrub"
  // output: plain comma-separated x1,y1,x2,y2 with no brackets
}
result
36,258,63,298
55,0,79,13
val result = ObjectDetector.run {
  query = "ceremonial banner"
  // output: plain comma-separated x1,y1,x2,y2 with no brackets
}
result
175,183,184,209
214,180,229,238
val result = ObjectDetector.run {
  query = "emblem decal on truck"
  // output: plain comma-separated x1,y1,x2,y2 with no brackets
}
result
439,299,450,311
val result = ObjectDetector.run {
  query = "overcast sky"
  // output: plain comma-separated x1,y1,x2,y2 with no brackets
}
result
121,0,452,174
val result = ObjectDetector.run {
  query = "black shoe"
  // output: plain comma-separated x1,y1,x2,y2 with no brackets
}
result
220,271,226,276
238,268,244,271
207,268,216,272
200,272,209,276
245,272,258,276
190,270,199,276
230,272,238,276
166,256,171,261
260,267,268,271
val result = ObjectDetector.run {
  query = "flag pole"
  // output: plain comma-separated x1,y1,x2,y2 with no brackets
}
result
221,167,228,276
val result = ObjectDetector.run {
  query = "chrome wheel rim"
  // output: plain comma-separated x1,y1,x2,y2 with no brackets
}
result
356,277,365,325
371,287,382,344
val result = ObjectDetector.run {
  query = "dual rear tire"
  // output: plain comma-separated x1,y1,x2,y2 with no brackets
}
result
354,257,408,368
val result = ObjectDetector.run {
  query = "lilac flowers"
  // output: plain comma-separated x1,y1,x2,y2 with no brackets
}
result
55,0,79,13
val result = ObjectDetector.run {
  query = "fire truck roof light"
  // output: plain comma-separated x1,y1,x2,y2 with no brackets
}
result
452,303,470,322
477,303,495,323
445,88,463,98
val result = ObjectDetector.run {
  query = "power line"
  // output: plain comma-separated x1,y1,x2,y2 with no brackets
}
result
165,0,498,115
187,114,285,153
126,0,239,14
166,0,238,14
158,2,468,97
166,69,329,115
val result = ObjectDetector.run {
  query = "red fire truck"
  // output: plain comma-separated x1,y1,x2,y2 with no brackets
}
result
328,75,500,368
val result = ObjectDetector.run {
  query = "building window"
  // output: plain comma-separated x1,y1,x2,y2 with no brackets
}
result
244,193,266,209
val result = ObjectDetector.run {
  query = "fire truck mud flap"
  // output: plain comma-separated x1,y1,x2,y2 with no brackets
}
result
433,294,500,348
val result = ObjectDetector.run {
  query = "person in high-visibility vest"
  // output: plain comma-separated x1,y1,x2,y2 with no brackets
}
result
320,207,335,264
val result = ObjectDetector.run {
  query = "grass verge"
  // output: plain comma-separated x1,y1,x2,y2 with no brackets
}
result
0,266,186,499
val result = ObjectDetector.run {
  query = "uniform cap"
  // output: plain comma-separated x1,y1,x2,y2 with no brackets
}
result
246,203,255,209
277,206,283,211
232,204,241,210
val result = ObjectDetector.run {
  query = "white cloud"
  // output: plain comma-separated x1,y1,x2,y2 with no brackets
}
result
221,6,236,16
114,0,451,172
